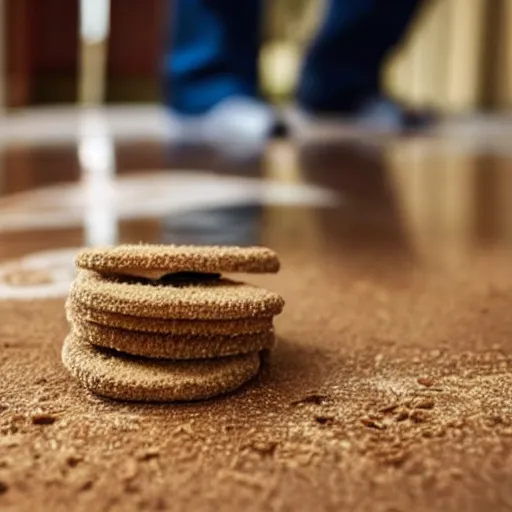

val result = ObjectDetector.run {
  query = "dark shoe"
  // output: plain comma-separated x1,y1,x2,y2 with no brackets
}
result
289,95,436,137
352,95,436,131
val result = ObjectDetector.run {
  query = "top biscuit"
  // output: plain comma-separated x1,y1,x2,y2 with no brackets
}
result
75,245,280,279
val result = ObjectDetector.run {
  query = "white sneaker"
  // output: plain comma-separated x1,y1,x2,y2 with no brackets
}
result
166,96,278,157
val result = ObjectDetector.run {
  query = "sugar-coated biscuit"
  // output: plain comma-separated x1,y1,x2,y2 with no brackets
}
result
66,297,274,336
75,245,280,279
62,334,261,402
70,315,275,359
71,271,284,320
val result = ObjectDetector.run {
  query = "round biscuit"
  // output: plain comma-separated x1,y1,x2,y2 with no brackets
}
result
61,334,261,402
70,315,275,359
75,245,280,278
66,297,274,336
71,271,284,320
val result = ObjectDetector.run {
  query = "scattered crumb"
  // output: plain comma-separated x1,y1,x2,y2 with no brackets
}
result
395,410,409,422
314,415,335,425
413,399,435,410
66,455,83,468
31,413,57,425
410,410,429,423
379,403,399,414
138,447,160,461
417,377,435,387
447,419,466,429
361,418,386,430
243,440,278,458
120,459,138,481
384,451,409,468
80,481,94,492
290,393,329,406
174,423,194,435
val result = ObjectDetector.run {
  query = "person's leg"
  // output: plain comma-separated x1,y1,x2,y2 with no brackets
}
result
163,0,262,115
297,0,421,113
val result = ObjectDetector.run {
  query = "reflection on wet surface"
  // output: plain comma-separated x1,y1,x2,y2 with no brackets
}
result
1,125,512,270
163,204,264,246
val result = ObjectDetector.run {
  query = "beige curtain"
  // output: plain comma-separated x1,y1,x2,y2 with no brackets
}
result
262,0,512,112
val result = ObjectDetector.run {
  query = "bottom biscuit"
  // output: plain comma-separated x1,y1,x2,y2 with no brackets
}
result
61,334,260,402
70,316,275,359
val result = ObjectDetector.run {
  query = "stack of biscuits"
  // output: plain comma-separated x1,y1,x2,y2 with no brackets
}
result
62,245,284,402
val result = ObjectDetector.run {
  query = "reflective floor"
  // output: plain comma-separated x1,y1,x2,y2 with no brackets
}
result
1,108,512,511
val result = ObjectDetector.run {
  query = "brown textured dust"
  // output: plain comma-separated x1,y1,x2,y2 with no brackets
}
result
1,250,512,511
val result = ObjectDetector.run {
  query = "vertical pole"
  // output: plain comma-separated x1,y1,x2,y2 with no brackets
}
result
78,0,110,105
77,0,118,246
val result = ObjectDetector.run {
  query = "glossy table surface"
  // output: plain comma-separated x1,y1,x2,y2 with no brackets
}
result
0,108,512,511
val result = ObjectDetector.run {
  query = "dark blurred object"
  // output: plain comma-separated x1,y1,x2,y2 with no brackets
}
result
163,204,263,246
163,0,432,141
165,0,421,117
6,0,78,106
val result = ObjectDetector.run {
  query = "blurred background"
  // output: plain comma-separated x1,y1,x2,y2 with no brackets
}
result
0,0,511,305
1,0,512,271
1,0,511,112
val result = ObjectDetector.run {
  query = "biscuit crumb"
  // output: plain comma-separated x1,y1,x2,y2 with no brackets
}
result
290,393,329,406
395,410,409,422
138,447,160,461
80,481,94,492
414,399,435,410
314,415,335,425
66,455,83,467
361,418,386,430
410,410,429,423
417,377,435,387
243,440,278,458
379,403,399,413
31,413,57,425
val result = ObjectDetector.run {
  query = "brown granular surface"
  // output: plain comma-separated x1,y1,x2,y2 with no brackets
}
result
71,271,285,320
69,315,275,359
75,245,280,278
67,297,274,336
1,249,512,511
61,334,261,402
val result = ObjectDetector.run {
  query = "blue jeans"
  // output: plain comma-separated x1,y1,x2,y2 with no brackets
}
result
163,0,421,115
